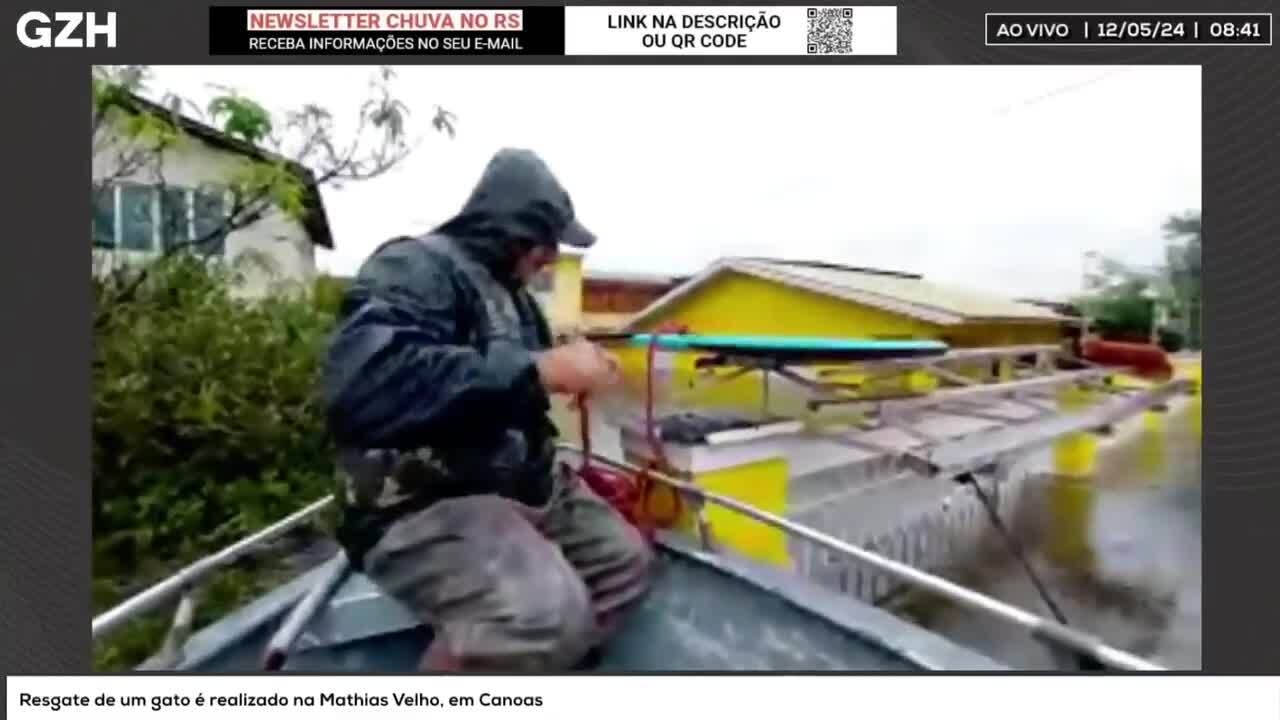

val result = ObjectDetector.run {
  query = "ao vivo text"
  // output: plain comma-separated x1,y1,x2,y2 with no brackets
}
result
991,20,1072,40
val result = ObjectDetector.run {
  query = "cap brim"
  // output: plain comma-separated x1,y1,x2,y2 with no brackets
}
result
559,218,597,249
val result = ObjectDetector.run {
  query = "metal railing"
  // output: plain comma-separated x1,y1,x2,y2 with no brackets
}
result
93,448,1166,673
556,445,1164,672
92,496,335,642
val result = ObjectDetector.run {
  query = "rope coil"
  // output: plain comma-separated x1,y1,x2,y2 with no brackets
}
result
574,325,688,540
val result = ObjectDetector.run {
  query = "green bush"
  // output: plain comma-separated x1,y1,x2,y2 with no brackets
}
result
93,256,342,670
311,273,351,317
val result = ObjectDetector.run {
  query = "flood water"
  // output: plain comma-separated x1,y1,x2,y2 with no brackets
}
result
555,391,1204,671
892,404,1203,671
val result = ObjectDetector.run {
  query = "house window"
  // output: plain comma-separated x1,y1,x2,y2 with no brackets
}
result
118,184,156,251
92,187,115,249
192,190,227,257
159,187,191,253
92,183,228,257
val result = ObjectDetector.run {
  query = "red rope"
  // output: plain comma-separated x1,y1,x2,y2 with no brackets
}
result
574,324,688,541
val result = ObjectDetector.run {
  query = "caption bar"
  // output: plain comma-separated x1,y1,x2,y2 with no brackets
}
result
986,13,1273,46
7,675,1280,719
209,7,565,54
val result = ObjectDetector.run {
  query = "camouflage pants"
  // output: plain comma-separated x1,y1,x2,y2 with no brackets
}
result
361,463,654,671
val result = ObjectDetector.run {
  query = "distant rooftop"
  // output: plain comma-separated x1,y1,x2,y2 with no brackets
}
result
1017,298,1083,317
736,257,923,281
624,256,1071,329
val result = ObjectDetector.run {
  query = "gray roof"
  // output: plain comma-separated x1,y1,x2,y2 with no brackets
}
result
624,257,1070,329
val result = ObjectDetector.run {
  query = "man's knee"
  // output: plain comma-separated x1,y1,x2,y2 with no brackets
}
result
365,496,597,671
449,565,595,670
552,472,655,600
519,577,595,666
588,523,655,624
615,529,655,589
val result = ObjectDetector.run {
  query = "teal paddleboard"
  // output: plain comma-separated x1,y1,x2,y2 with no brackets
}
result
590,333,948,361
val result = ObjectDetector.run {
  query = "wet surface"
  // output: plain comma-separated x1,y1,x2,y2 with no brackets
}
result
549,391,1204,671
893,405,1202,670
193,543,937,672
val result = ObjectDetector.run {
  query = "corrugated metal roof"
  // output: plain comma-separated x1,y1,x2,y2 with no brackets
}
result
625,257,1068,329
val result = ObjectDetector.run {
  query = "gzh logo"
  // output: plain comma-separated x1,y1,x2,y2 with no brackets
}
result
15,11,117,48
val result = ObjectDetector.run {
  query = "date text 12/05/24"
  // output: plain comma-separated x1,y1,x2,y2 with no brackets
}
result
1092,20,1264,41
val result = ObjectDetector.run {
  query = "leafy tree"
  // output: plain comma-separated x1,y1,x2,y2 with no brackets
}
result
92,64,455,326
1161,211,1202,349
93,260,341,670
1078,254,1157,338
1076,210,1202,350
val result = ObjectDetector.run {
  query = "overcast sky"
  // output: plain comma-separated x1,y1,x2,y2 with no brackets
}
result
144,64,1200,300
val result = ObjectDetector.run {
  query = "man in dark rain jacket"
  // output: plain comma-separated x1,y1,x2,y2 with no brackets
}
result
321,148,652,671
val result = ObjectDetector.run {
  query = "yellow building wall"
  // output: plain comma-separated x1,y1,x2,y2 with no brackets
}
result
615,272,945,417
632,272,943,339
938,322,1063,383
611,272,1067,419
693,457,792,568
545,253,583,332
943,322,1063,348
582,310,635,331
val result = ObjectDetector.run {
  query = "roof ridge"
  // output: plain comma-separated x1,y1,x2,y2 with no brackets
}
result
623,256,1069,331
730,258,1068,322
733,256,923,280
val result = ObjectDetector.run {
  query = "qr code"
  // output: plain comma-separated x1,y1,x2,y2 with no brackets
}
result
807,7,853,54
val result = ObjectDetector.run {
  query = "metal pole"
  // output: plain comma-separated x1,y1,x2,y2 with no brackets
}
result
92,495,335,641
557,445,1164,672
262,553,351,671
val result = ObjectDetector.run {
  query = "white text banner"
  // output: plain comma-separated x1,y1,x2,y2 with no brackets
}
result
7,675,1280,720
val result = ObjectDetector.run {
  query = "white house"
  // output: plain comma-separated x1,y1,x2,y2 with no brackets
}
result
91,92,334,297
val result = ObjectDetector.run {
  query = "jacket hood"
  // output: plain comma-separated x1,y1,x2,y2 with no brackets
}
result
433,148,595,282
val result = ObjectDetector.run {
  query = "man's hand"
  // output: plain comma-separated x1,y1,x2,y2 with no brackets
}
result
536,338,621,396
